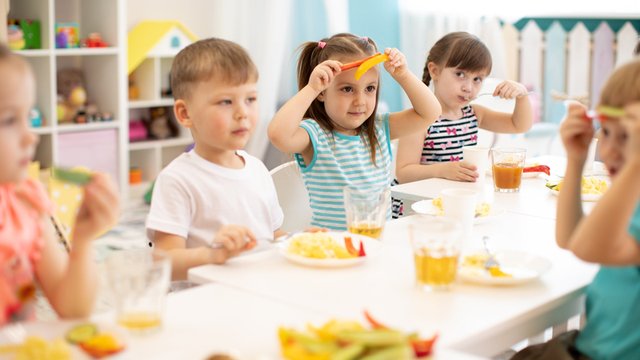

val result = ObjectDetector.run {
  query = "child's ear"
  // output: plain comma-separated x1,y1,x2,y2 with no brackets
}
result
317,91,325,102
174,99,192,127
427,62,440,80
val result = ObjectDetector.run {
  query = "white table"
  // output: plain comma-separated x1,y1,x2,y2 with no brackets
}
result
96,283,484,360
189,213,598,358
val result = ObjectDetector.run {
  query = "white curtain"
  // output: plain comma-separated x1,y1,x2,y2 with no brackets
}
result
399,6,506,108
209,0,293,159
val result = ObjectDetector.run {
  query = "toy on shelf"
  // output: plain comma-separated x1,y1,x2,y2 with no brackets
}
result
55,22,79,48
7,24,24,50
8,19,41,50
128,74,140,100
30,107,44,127
129,119,148,141
145,107,178,140
81,32,108,48
57,68,113,124
129,167,143,184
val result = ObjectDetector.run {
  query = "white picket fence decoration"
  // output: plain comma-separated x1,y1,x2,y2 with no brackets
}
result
503,20,639,123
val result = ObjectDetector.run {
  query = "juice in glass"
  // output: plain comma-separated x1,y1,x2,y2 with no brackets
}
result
348,221,383,239
492,163,524,190
118,311,162,331
414,249,458,288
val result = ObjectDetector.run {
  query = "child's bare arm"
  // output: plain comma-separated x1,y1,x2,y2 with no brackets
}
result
155,225,256,280
395,132,477,183
386,48,441,139
268,60,342,155
474,80,533,134
35,173,119,318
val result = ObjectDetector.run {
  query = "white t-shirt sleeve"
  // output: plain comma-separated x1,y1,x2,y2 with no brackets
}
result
146,171,193,239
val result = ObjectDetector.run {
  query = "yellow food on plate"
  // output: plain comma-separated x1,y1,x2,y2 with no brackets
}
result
10,336,71,360
462,254,512,278
287,233,355,259
432,197,491,217
546,176,608,195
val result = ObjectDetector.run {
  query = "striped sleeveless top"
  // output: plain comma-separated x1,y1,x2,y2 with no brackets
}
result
421,105,479,163
294,114,393,230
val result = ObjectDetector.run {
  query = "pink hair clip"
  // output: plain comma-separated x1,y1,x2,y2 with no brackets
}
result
361,36,369,42
317,41,326,49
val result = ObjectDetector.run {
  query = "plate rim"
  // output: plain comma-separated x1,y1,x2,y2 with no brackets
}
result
279,231,381,268
410,200,504,224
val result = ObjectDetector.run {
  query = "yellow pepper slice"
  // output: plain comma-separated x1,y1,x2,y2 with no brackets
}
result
354,53,389,80
596,105,625,118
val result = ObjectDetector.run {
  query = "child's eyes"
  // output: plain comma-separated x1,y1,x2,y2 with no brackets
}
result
217,99,233,105
455,71,465,78
473,77,484,83
246,96,257,104
365,85,377,93
0,116,17,127
340,86,354,93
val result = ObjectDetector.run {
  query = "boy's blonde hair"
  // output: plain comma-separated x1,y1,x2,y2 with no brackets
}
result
170,38,258,100
598,58,640,108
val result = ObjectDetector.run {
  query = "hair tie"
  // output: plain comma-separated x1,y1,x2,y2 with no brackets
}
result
361,36,369,42
317,41,326,49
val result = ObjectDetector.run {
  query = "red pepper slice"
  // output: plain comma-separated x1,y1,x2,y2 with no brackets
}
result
364,310,387,329
358,241,366,257
344,236,359,256
412,334,438,357
523,165,550,176
340,53,381,71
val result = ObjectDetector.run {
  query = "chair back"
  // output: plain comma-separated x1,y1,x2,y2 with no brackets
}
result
269,161,312,232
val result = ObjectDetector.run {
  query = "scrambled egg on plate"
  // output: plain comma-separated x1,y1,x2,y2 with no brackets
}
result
546,176,608,195
432,197,491,217
462,254,512,278
287,233,354,259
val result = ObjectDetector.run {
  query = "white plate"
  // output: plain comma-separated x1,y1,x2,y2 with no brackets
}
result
547,187,603,202
458,250,552,286
410,200,504,225
0,321,128,359
279,232,382,268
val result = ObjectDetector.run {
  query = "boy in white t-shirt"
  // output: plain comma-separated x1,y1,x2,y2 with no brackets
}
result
146,38,285,279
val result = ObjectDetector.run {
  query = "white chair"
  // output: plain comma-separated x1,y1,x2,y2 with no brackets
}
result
270,161,312,232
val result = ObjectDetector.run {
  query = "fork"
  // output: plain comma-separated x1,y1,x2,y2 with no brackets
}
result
473,90,534,100
481,236,500,269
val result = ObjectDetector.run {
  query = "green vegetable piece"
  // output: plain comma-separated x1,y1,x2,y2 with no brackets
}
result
336,329,406,347
331,343,365,360
66,323,98,344
53,167,92,185
358,345,413,360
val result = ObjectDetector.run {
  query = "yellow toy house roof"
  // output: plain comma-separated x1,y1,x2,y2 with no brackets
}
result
127,20,198,75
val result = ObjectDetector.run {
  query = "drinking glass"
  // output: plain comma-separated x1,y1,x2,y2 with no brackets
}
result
344,187,390,239
106,249,171,333
409,217,463,291
491,148,526,192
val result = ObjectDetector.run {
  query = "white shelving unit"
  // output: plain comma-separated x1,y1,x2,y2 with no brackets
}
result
9,0,127,193
127,24,195,195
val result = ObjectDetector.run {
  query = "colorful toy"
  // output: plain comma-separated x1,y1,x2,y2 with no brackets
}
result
146,107,178,140
55,22,79,48
129,119,148,141
29,108,43,127
7,24,25,50
81,32,108,48
8,19,42,49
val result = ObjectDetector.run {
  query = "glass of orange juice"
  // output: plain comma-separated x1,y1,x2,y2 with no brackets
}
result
106,249,171,334
490,148,526,192
344,187,390,239
409,217,463,291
